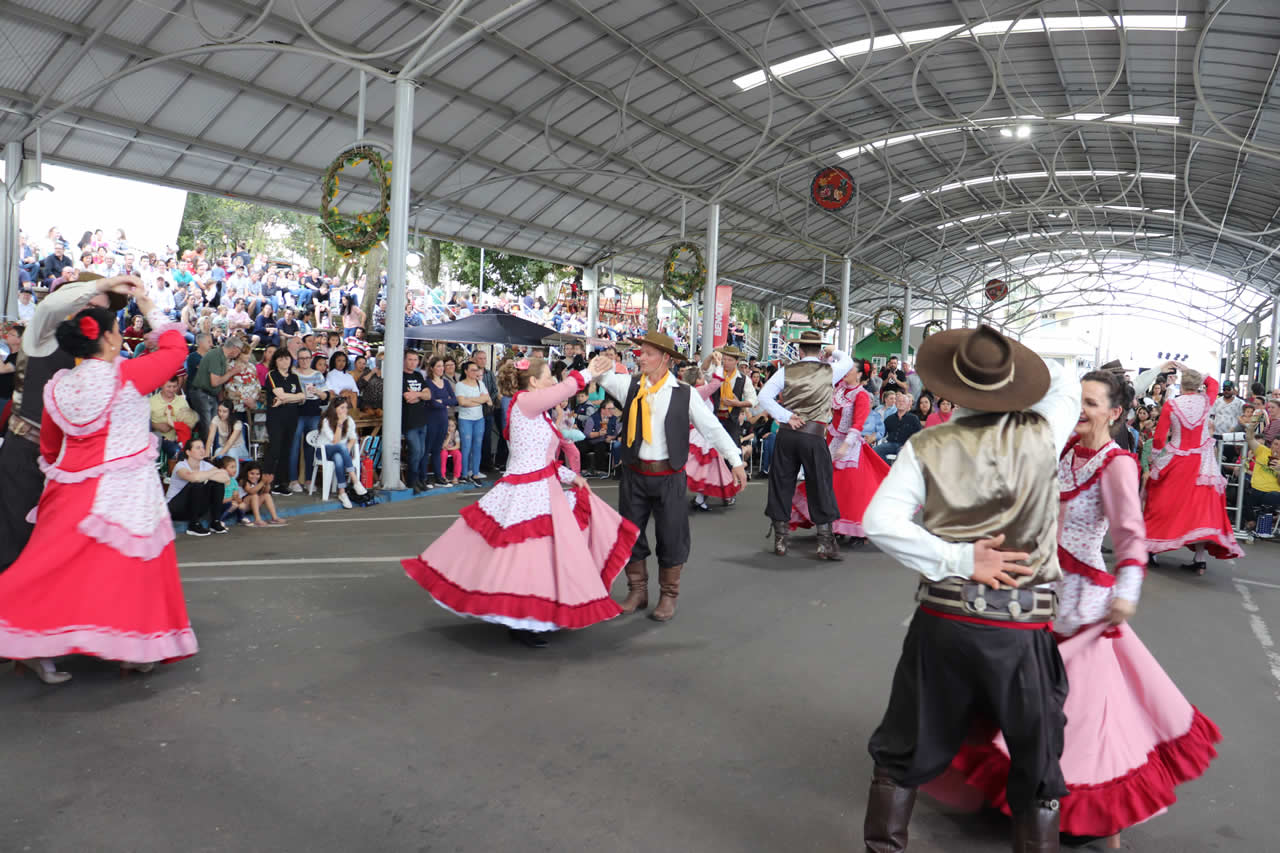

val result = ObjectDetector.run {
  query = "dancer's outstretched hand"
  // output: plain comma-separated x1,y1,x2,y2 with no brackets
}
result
971,534,1032,590
588,354,614,377
731,465,748,489
1108,598,1136,625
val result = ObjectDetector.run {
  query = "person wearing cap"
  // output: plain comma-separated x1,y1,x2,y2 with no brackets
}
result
1144,362,1244,575
0,274,139,572
712,345,757,450
596,332,747,622
858,324,1080,853
757,329,854,560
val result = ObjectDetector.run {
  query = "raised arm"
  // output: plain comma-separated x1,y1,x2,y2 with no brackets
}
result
1151,401,1172,451
757,367,792,423
825,349,854,386
850,389,871,432
516,371,589,418
1098,454,1147,604
119,311,188,396
696,374,723,401
23,279,110,357
1029,360,1083,453
1203,375,1219,407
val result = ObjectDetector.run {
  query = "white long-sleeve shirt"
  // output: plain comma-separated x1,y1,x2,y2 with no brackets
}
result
757,349,855,424
862,361,1081,581
599,371,744,469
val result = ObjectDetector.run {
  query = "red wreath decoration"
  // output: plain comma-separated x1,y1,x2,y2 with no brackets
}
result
78,315,99,338
811,167,854,211
984,278,1009,302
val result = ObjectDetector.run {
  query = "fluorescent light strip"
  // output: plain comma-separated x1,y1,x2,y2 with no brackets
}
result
901,170,1173,203
733,15,1187,90
936,211,1011,229
963,228,1163,251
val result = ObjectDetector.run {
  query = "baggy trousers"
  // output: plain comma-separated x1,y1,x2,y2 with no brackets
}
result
868,608,1069,815
618,466,690,569
0,435,42,572
765,426,838,524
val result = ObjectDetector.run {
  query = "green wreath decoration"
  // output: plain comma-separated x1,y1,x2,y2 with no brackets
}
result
873,305,905,342
320,145,392,257
921,320,946,339
807,285,839,331
663,241,706,302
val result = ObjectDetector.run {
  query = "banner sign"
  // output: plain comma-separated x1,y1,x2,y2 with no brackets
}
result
712,284,733,348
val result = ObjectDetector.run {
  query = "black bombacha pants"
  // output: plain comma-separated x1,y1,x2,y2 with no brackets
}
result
765,426,838,525
0,435,42,571
868,608,1070,815
618,466,690,568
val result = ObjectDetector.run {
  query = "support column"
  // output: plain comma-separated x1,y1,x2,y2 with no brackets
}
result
2,142,21,320
701,202,720,360
583,264,599,338
901,284,912,365
838,256,851,350
758,302,770,358
1270,297,1280,390
379,78,414,491
945,302,954,330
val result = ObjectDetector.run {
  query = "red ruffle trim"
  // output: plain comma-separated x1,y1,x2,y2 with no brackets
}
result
687,476,740,499
949,707,1222,837
400,514,638,630
460,485,594,546
1059,437,1139,502
1057,546,1117,587
498,462,559,484
688,444,720,465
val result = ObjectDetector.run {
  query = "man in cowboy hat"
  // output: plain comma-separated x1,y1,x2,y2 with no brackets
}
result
597,332,747,622
859,324,1080,853
0,273,138,572
712,345,757,460
757,329,854,559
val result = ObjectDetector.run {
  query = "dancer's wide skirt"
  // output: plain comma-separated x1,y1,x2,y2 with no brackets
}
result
685,442,742,500
937,621,1221,837
791,446,889,536
0,479,198,663
1144,455,1243,559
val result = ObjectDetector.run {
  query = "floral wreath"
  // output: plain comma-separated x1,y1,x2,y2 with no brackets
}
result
807,285,839,330
921,319,945,339
663,241,706,302
320,145,392,257
872,305,905,342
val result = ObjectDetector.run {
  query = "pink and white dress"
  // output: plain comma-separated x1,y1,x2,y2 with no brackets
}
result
791,382,889,536
942,436,1222,837
0,311,199,663
403,371,639,632
686,374,742,501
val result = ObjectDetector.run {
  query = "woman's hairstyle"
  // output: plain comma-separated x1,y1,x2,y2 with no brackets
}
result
214,455,236,470
322,396,348,432
1081,370,1134,411
330,351,349,371
77,230,92,250
497,356,548,397
426,355,444,372
912,395,933,418
183,436,203,453
238,461,262,485
55,307,117,359
272,350,294,370
681,365,702,385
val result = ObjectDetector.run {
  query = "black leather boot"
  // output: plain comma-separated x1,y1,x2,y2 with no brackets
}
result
772,519,789,556
864,767,916,853
1011,798,1060,852
816,524,844,561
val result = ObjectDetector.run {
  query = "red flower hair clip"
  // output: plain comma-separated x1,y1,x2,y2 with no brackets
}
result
516,358,530,370
78,315,99,338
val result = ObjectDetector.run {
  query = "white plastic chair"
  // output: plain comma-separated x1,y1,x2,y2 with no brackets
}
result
306,430,335,500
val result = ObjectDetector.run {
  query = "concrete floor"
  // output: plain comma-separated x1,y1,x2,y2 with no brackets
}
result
3,481,1278,853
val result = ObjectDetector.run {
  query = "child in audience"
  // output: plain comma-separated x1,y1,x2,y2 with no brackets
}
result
441,416,462,486
240,461,286,527
216,456,249,527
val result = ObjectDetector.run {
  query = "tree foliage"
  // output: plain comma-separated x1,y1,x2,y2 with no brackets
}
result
439,243,567,296
177,194,336,275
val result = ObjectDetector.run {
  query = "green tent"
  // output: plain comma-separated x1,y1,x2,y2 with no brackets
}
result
853,330,915,360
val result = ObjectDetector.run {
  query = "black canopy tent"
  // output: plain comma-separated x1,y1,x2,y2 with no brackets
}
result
402,311,560,346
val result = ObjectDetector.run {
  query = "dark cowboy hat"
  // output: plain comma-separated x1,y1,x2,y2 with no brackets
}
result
796,329,824,345
68,271,130,312
717,345,745,358
915,324,1049,413
1100,358,1125,373
631,331,683,360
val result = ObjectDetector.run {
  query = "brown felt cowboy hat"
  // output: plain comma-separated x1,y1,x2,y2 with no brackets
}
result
915,324,1049,413
717,345,745,358
631,331,683,360
48,271,130,312
796,330,824,345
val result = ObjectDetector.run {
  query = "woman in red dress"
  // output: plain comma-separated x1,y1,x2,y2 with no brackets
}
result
0,291,197,683
791,360,889,544
1144,362,1243,574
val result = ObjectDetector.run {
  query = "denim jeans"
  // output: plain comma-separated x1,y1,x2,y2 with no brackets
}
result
186,387,219,435
760,432,776,473
874,440,903,462
324,442,354,485
405,425,428,484
290,414,322,485
425,416,448,478
458,417,485,477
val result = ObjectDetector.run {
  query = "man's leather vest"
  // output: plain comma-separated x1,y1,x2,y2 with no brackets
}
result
711,372,747,417
779,361,834,423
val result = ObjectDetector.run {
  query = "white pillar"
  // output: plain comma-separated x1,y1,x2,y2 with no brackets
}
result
1269,298,1280,390
583,264,598,338
945,302,954,330
380,78,414,491
702,202,720,360
901,284,912,365
759,302,771,357
838,256,851,351
478,246,485,296
2,142,20,320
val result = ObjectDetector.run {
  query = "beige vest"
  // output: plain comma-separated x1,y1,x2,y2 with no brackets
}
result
911,412,1062,588
779,361,834,423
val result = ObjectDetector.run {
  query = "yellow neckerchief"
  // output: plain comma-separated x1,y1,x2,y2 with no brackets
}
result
719,369,738,411
627,370,670,446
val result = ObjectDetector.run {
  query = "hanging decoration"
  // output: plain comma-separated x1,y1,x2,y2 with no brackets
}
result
922,319,946,339
319,145,392,257
984,277,1009,302
873,305,905,342
806,285,839,330
810,166,854,211
663,241,706,302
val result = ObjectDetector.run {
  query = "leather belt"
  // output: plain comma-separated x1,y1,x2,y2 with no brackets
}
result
916,578,1056,624
6,416,40,444
628,458,678,475
782,421,829,437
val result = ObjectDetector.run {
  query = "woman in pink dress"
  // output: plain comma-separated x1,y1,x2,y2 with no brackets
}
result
403,355,639,648
683,353,743,511
941,370,1222,847
1144,362,1243,574
0,293,198,684
791,360,889,544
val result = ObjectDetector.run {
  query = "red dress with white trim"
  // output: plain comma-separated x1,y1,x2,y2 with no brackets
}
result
790,382,889,536
0,314,199,663
685,374,742,501
1144,377,1243,559
402,371,639,632
941,436,1222,838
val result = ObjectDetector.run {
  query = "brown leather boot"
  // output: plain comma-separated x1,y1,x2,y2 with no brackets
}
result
618,560,648,614
864,767,916,853
650,564,681,622
815,524,844,561
1011,799,1060,852
772,519,789,556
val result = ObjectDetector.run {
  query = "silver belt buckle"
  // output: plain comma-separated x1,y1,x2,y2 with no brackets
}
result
973,593,987,613
1007,599,1023,618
